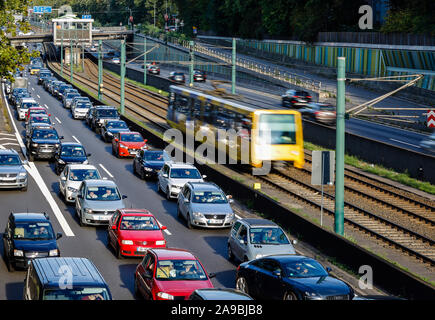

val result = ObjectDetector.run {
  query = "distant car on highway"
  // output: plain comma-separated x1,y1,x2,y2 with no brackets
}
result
107,209,167,259
59,164,102,203
100,119,130,142
281,89,312,108
235,255,355,300
26,125,63,161
419,132,435,154
168,71,185,84
133,149,170,179
193,70,206,82
147,64,160,75
0,149,28,191
54,142,91,175
227,218,296,263
75,179,127,227
298,102,336,125
112,57,120,64
26,115,53,138
134,248,215,300
111,131,147,158
17,98,38,120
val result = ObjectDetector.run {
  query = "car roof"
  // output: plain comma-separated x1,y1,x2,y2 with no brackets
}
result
11,212,49,222
151,248,197,260
240,218,278,228
32,257,108,288
188,182,220,191
119,131,139,135
165,161,197,169
0,149,20,156
61,142,83,147
257,255,314,263
194,289,252,300
65,164,98,170
83,179,117,187
118,209,153,216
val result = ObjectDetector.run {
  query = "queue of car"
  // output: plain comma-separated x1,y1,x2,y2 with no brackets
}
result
0,53,356,301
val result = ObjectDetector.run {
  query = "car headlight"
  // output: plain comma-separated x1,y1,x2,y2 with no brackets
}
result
84,208,92,214
305,291,321,299
121,240,133,245
18,172,27,177
192,212,204,219
255,254,264,259
157,292,174,300
32,143,39,147
155,240,165,246
14,249,23,257
107,132,113,136
54,144,60,148
119,143,128,149
144,167,153,172
67,187,77,192
58,159,65,164
49,249,59,256
226,213,235,220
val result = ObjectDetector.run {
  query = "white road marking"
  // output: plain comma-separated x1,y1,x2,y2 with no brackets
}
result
37,94,40,98
32,87,35,91
44,104,49,109
99,164,114,178
72,136,81,144
0,137,17,141
389,138,420,148
0,145,5,149
156,219,171,235
55,117,62,124
0,133,15,136
235,214,241,219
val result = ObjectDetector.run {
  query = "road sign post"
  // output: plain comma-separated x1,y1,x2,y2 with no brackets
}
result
189,41,194,86
335,57,346,236
427,110,435,128
120,39,126,115
232,37,236,94
70,40,73,83
144,37,147,85
311,151,335,226
98,40,103,100
60,35,63,77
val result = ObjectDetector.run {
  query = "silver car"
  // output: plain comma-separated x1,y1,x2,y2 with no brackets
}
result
227,218,297,263
177,182,235,229
0,149,28,191
157,161,206,200
75,179,127,226
59,164,102,203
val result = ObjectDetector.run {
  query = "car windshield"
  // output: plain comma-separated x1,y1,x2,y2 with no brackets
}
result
0,155,21,165
69,169,100,181
170,168,201,179
120,133,143,142
43,287,110,300
155,260,208,281
13,222,55,240
66,93,79,99
192,191,227,204
258,114,296,145
120,216,160,230
318,104,335,111
282,259,328,278
143,151,169,161
294,91,309,97
29,109,46,115
61,146,85,157
21,102,38,109
107,121,128,129
86,186,121,201
30,116,50,124
32,130,58,140
97,109,118,118
76,103,91,109
249,227,290,245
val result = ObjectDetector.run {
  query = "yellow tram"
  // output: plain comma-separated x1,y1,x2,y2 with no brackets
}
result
166,85,304,169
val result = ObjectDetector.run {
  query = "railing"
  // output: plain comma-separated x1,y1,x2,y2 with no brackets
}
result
317,32,435,46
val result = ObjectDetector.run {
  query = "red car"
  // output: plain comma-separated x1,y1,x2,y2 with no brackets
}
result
26,107,48,121
112,131,147,157
107,209,167,258
134,248,215,300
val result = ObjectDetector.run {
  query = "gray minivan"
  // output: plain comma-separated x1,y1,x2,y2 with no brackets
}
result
227,218,297,263
23,257,112,300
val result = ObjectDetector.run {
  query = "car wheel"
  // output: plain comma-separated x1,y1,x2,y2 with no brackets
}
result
227,244,234,261
28,153,34,162
77,210,84,227
157,181,161,193
186,213,194,229
283,291,298,300
4,248,14,272
132,162,137,175
166,187,171,200
116,244,123,259
235,277,249,294
21,185,28,192
134,277,141,299
177,205,182,219
140,168,146,180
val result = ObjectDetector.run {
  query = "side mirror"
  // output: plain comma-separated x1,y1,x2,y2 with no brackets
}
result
122,195,128,199
161,226,167,230
184,198,189,203
163,173,168,178
202,175,207,179
114,138,119,142
292,239,298,245
77,194,82,199
229,199,234,204
87,153,92,157
326,267,332,273
59,136,64,140
111,225,117,230
208,273,216,279
56,233,63,240
273,270,282,278
61,176,66,181
239,239,245,245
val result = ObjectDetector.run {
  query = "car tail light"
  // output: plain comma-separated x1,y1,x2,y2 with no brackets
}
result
291,100,297,103
315,111,321,116
307,96,312,98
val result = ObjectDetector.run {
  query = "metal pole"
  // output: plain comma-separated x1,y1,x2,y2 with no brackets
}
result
60,34,63,77
189,40,194,86
120,39,126,115
321,152,325,227
98,40,103,100
232,37,236,94
70,40,73,83
144,37,147,85
335,57,346,236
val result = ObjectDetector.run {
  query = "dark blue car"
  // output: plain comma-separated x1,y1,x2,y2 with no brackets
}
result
235,255,354,300
2,213,62,271
54,142,91,175
132,149,170,179
100,119,130,142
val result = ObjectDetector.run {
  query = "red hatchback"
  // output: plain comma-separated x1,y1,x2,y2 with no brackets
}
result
107,209,167,258
112,131,147,157
26,107,48,121
134,248,215,300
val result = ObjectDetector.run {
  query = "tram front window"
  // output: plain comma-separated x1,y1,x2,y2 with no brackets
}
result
258,114,296,145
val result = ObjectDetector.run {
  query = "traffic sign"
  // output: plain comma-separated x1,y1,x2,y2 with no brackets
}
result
81,15,92,19
428,110,435,128
33,6,52,14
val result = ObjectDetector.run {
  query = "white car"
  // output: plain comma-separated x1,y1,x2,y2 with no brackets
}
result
111,57,120,64
59,164,102,203
17,98,38,120
157,161,206,200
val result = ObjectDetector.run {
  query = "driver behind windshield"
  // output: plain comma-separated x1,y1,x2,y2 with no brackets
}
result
0,155,21,165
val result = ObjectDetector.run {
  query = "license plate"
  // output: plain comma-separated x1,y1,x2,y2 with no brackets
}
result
130,150,137,155
137,247,147,252
208,219,223,224
41,149,51,152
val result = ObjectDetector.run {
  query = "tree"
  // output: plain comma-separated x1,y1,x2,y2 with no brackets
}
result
0,0,37,82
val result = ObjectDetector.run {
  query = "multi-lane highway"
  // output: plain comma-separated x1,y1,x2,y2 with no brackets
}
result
0,73,241,300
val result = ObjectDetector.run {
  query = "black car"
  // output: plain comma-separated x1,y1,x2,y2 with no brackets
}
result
11,89,30,107
54,142,91,175
188,288,253,300
90,106,120,134
193,70,206,82
147,64,160,75
168,71,186,84
42,77,57,90
281,89,312,108
100,119,130,142
56,84,73,99
38,71,52,84
26,126,63,161
2,212,62,271
133,149,170,179
235,255,354,300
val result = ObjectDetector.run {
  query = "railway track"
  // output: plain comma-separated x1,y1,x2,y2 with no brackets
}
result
44,42,435,267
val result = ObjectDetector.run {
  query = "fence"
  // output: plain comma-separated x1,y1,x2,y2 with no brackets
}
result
317,32,435,46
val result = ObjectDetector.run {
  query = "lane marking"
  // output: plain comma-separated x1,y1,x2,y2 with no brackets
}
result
99,164,114,178
156,219,171,235
44,104,49,109
55,117,62,124
0,145,5,149
37,94,40,98
389,138,420,148
72,135,81,144
32,87,35,91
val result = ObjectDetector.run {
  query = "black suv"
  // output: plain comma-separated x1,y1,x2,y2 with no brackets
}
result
56,84,73,100
26,125,63,161
2,212,62,271
281,89,312,108
89,106,120,134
